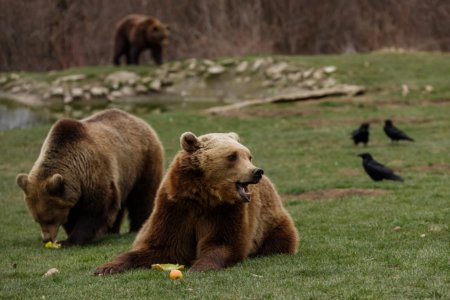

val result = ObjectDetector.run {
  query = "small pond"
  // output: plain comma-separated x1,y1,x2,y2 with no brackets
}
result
0,96,216,131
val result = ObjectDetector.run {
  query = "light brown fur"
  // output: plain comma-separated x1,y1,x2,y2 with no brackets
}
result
95,132,298,274
16,109,164,246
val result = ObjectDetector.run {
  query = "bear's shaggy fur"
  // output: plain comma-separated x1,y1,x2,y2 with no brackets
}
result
95,132,298,274
16,109,164,246
113,14,169,66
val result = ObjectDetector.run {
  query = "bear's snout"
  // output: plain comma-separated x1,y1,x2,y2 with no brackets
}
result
40,225,59,243
41,232,54,243
252,168,264,183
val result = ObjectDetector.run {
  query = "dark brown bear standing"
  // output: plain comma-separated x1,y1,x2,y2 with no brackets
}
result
95,132,299,275
113,14,169,66
16,109,164,246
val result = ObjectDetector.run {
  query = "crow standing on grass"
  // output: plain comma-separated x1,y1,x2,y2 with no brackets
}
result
351,122,370,146
358,153,404,182
384,119,414,143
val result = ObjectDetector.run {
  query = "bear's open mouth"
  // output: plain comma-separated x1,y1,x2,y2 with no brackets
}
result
236,182,251,202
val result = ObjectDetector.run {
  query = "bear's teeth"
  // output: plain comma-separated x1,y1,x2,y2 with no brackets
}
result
236,183,251,202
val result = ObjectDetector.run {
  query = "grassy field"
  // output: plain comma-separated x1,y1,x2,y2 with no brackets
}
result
1,53,449,299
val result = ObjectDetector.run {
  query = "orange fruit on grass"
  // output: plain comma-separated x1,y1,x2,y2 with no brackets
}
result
169,269,183,280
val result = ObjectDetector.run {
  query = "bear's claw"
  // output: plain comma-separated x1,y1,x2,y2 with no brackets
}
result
95,262,126,276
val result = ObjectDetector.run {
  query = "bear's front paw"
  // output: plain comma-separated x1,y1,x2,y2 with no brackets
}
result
94,261,129,276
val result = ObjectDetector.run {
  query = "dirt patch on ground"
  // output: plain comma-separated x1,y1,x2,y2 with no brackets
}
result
413,164,450,172
283,188,388,201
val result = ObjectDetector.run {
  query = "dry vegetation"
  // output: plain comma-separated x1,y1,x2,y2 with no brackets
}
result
1,0,450,71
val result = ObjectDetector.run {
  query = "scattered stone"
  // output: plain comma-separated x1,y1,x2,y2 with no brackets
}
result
71,87,83,99
302,69,314,78
420,234,426,238
313,69,324,79
141,77,153,84
236,61,249,73
135,84,148,94
105,71,139,86
207,65,225,75
303,79,317,88
120,86,135,96
149,79,162,92
323,66,337,74
186,58,197,70
252,58,266,72
203,59,215,66
265,62,288,79
393,226,401,231
10,73,20,80
424,85,433,92
0,76,8,85
54,74,86,84
401,84,410,96
11,86,22,93
287,72,302,82
43,267,59,277
50,86,64,97
63,92,73,104
90,86,108,97
108,90,123,101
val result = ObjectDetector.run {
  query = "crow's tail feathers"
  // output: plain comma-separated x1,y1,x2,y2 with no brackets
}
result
390,174,404,182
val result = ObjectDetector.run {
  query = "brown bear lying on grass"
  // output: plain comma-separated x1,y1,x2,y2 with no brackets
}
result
113,14,170,66
16,109,164,246
95,132,298,274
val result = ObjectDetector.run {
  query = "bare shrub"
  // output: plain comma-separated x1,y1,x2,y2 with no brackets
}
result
0,0,449,71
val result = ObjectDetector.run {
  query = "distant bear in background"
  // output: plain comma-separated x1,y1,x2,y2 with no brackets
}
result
113,14,170,66
16,109,164,246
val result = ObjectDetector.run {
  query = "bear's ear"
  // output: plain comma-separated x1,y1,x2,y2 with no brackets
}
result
46,174,64,195
227,132,240,141
181,132,200,153
16,173,29,193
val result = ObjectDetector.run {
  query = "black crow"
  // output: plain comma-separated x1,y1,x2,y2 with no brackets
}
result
384,119,414,142
351,123,370,146
358,153,404,182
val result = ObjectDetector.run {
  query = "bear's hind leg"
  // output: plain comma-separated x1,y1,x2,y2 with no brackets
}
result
126,176,160,232
108,207,125,234
254,217,299,257
113,36,128,65
129,46,142,65
150,44,163,65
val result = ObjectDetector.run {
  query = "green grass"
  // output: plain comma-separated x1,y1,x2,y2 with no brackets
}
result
291,52,450,101
1,53,449,299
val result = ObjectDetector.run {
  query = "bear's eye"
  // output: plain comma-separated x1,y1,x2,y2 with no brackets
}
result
249,155,253,161
227,153,238,162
